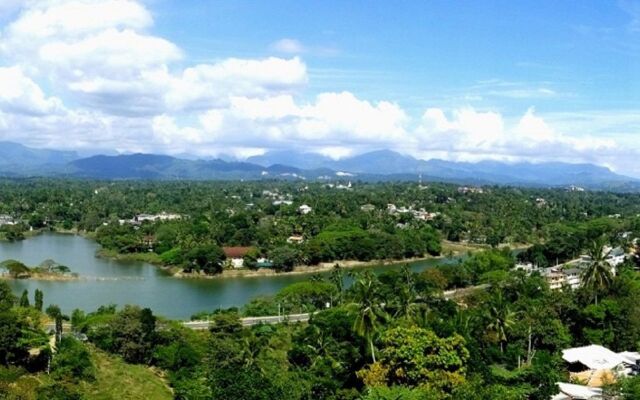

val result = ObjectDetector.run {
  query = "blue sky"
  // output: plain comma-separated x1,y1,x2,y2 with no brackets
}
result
154,1,639,111
0,0,639,175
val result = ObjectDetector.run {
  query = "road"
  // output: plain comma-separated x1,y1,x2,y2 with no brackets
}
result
44,285,488,332
184,312,312,330
45,312,313,332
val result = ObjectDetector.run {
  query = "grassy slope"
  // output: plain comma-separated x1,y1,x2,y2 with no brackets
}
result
80,348,172,400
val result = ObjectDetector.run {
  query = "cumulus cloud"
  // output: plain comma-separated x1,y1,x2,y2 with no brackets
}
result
0,0,637,175
0,66,64,116
414,107,617,163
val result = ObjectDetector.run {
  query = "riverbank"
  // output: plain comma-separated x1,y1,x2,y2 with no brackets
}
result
0,272,80,281
175,240,504,279
100,239,529,280
174,256,438,279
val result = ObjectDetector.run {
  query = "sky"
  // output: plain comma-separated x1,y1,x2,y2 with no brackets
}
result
0,0,639,174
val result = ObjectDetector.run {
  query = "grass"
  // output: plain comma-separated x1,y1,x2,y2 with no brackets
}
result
80,347,173,400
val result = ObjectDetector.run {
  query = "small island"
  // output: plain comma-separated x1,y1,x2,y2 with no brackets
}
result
0,259,79,281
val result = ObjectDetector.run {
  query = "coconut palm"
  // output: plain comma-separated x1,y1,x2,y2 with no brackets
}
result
581,238,613,305
485,292,517,353
350,271,387,363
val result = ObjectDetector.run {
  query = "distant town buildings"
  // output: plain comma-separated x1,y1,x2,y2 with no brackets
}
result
567,185,586,192
457,186,484,194
118,212,181,225
387,204,439,221
517,245,629,291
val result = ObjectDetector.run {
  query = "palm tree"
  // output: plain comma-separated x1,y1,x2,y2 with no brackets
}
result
581,239,613,305
350,271,387,363
329,265,344,305
45,304,69,345
392,265,420,320
485,292,516,353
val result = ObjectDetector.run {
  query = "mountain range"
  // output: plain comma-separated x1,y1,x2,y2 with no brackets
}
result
0,142,638,190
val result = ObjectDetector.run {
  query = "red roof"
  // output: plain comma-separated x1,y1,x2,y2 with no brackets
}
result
223,246,254,258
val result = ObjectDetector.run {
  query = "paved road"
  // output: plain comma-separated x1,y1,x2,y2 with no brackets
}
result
185,312,312,330
44,286,488,332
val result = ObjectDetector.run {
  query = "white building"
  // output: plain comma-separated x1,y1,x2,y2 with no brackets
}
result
298,204,312,215
0,215,15,226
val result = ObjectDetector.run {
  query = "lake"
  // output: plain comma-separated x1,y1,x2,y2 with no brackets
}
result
0,233,459,319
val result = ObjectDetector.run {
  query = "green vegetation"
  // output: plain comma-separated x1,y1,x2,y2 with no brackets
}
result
4,179,640,397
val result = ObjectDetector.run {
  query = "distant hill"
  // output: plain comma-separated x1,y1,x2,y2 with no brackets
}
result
1,142,638,190
0,141,78,168
248,149,637,189
67,154,306,180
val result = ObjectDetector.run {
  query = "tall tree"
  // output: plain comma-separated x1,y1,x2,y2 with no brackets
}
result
46,305,68,345
581,238,614,305
350,271,387,363
19,289,29,307
34,289,44,312
485,292,517,354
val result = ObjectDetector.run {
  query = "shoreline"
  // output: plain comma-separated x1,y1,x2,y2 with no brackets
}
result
4,230,529,281
0,273,80,282
173,255,444,280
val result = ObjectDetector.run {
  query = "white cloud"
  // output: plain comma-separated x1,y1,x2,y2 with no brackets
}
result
0,66,64,116
415,107,617,163
5,0,151,39
270,38,305,54
166,57,307,111
0,0,638,176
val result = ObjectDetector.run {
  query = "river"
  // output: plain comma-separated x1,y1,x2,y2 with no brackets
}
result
0,232,459,319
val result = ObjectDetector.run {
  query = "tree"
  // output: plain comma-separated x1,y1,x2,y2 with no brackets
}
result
276,281,337,313
108,305,157,363
0,281,15,311
270,246,298,272
0,260,30,279
581,238,614,305
485,292,517,353
19,290,29,308
358,326,469,393
34,289,44,312
46,305,68,345
185,243,226,274
50,336,95,382
350,272,387,363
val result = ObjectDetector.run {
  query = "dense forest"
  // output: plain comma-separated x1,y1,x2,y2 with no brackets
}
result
2,249,640,398
2,179,640,275
2,179,640,398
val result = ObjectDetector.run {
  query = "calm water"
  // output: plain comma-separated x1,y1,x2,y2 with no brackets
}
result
0,233,458,319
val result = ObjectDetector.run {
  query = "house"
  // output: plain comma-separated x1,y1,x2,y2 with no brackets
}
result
514,262,536,273
541,267,566,290
287,235,304,244
457,186,484,194
360,204,376,212
563,268,581,290
119,212,181,225
605,246,626,267
0,215,15,226
298,204,312,215
551,382,603,400
222,247,255,269
561,344,635,387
